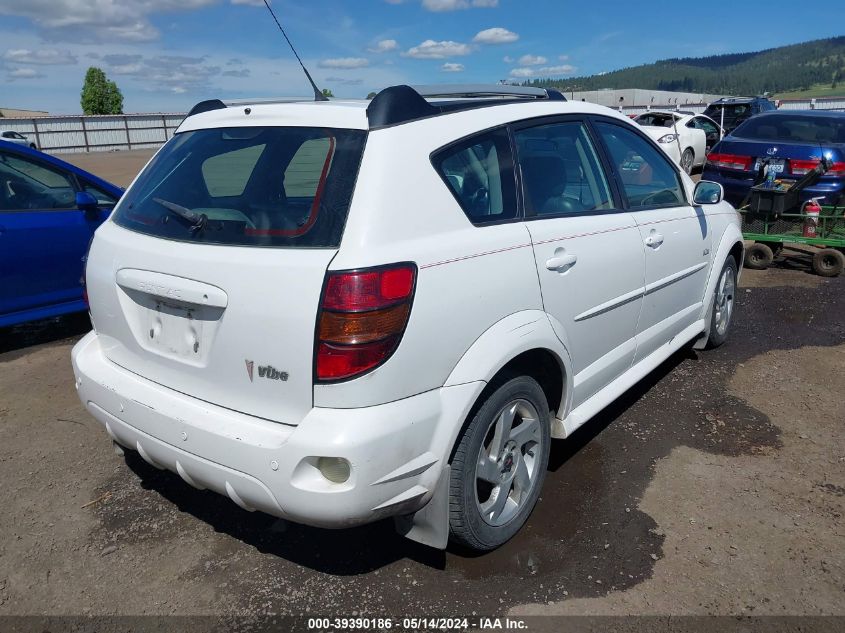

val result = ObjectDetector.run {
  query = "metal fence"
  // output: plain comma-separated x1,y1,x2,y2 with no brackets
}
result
2,95,844,155
0,113,184,154
620,96,845,117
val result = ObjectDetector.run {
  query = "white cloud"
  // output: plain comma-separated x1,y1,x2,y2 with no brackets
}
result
3,48,78,65
367,39,399,53
441,62,464,72
318,57,370,69
503,55,514,63
0,0,217,42
509,63,576,78
230,0,266,6
559,54,570,61
325,76,364,86
518,54,547,66
422,0,498,10
472,27,519,45
7,67,45,79
403,40,472,59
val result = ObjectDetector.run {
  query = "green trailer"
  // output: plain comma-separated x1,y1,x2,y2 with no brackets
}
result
737,157,845,277
741,204,845,276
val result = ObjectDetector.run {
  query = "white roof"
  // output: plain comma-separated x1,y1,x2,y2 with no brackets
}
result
176,95,631,134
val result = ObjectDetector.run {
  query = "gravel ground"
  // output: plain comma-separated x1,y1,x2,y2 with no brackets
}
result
0,264,842,618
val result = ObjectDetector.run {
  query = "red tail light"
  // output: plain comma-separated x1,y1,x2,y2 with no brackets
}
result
316,263,417,381
707,153,753,171
790,159,845,177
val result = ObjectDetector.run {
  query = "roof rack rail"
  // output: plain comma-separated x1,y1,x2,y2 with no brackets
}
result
367,84,565,129
411,84,565,100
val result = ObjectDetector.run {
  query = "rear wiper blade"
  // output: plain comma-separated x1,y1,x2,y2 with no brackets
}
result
153,197,207,231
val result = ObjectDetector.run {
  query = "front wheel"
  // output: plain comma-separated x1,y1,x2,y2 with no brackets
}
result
705,257,737,349
449,375,551,551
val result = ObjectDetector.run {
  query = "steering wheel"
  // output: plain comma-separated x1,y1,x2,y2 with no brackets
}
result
639,188,679,207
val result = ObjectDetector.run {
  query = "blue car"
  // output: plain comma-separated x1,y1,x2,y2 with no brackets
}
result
0,141,123,327
702,110,845,208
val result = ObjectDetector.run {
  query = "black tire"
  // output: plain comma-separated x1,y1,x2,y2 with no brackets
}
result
449,375,551,551
812,248,845,277
745,242,774,270
680,148,694,174
705,256,737,349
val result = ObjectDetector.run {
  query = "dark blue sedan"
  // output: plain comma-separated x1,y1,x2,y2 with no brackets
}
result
702,110,845,208
0,141,123,327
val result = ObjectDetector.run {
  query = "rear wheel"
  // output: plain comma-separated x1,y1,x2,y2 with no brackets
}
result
706,257,737,349
449,375,550,551
812,248,845,277
745,242,774,270
680,148,694,174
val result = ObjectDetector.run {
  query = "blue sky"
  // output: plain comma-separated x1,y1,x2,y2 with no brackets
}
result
1,0,843,114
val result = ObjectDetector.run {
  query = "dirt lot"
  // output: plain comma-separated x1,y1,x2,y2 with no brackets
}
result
0,151,843,620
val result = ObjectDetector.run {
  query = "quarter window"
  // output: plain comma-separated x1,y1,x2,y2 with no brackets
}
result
515,121,613,216
433,127,517,225
594,121,685,209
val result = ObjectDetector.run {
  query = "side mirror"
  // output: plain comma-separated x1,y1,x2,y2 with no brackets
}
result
76,191,98,212
693,180,724,205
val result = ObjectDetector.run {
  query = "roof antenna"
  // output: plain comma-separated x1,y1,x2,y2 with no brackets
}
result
261,0,328,102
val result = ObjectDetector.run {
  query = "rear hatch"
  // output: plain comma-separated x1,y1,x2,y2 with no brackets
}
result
87,124,367,425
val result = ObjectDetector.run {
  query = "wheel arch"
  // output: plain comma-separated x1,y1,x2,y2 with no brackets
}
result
693,219,744,349
444,310,573,458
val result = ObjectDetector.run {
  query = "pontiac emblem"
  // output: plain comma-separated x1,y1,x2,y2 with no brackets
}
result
245,360,254,382
766,147,778,155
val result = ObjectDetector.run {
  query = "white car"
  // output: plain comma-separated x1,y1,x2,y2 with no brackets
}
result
0,130,37,149
72,84,743,551
633,111,722,174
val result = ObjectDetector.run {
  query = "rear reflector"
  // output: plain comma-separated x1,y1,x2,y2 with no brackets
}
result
707,153,753,171
316,263,417,382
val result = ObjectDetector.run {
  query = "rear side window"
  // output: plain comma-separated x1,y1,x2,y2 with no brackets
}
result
594,121,685,209
433,127,518,225
113,126,366,248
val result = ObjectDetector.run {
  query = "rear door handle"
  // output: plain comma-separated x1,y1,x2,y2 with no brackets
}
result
545,253,578,272
644,232,664,248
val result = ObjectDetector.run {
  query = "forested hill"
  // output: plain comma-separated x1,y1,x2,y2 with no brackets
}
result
527,37,845,95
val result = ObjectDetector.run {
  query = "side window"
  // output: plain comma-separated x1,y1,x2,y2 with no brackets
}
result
593,121,686,209
201,144,265,197
514,121,613,216
0,152,76,211
84,182,119,207
433,127,517,225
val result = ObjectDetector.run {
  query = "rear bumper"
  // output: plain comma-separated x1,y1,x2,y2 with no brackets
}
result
702,168,845,207
71,331,482,528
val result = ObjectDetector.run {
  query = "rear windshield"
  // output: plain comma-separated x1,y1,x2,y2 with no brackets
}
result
704,104,751,119
733,115,845,143
112,126,366,247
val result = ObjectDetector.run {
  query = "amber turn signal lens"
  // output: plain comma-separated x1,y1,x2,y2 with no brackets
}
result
319,303,410,345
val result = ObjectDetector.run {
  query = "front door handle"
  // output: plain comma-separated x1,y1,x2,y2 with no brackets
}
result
546,252,578,272
644,232,664,248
